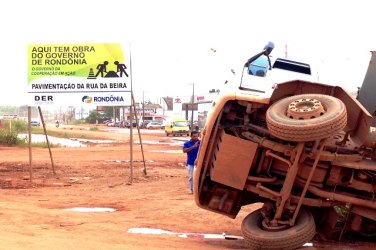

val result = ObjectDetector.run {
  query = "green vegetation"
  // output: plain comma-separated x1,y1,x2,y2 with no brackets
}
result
85,107,113,124
0,129,20,146
0,119,104,147
0,120,28,146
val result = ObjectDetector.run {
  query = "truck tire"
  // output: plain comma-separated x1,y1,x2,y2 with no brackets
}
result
266,94,347,142
241,208,315,250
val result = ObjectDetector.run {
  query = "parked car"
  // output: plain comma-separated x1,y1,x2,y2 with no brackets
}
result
194,42,376,249
30,120,40,126
140,120,150,128
102,120,111,125
107,121,115,127
124,120,143,128
146,121,163,129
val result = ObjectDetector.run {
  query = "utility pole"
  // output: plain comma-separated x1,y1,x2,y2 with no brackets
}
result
285,44,288,59
142,91,145,127
191,83,195,131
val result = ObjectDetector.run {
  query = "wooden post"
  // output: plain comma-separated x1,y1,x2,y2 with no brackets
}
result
38,106,56,175
28,106,32,181
131,92,147,176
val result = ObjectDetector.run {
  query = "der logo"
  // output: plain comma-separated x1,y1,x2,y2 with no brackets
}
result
35,95,53,101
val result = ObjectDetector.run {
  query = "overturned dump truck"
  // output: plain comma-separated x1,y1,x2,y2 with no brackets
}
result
194,42,376,250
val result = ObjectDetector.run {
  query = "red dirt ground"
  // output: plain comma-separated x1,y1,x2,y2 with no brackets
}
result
0,125,375,250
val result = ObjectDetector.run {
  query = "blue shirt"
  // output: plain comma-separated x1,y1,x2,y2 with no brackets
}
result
183,139,200,165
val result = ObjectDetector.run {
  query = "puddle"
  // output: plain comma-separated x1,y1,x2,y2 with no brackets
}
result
127,227,243,240
19,134,86,147
18,134,118,148
105,160,154,163
106,128,167,135
63,207,116,212
172,137,189,142
73,138,117,144
18,134,183,148
136,140,183,146
127,227,316,246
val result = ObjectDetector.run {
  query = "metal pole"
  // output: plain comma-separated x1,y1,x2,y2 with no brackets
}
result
191,83,195,131
142,91,145,127
113,106,115,123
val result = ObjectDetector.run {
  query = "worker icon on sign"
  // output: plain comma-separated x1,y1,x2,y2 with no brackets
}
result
114,61,129,77
95,61,109,77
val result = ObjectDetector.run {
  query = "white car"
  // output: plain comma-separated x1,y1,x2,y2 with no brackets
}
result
30,120,40,126
146,121,163,129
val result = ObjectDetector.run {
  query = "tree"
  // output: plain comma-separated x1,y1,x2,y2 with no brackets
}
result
85,107,114,124
85,110,100,124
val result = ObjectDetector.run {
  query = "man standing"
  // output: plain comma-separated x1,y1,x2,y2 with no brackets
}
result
183,131,201,194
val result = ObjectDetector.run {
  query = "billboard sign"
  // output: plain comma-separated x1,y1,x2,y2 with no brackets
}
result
27,43,131,106
172,95,183,115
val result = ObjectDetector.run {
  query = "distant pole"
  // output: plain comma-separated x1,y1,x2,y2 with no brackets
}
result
191,83,195,130
285,44,288,59
142,91,145,126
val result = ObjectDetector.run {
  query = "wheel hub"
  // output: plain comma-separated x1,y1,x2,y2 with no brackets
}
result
262,219,288,231
286,98,325,120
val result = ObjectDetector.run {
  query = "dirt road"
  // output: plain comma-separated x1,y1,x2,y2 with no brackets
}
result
0,125,375,249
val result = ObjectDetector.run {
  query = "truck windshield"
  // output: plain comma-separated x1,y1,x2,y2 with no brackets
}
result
248,56,268,77
173,121,188,127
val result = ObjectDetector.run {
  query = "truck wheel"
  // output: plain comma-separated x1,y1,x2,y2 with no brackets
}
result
266,94,347,142
241,208,315,250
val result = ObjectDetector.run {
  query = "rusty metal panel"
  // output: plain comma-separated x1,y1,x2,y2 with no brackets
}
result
210,131,257,190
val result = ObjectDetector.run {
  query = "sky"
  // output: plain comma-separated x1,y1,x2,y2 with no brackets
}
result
1,0,376,106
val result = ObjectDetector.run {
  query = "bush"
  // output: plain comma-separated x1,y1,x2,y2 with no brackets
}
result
0,129,19,146
1,120,28,132
0,120,29,146
12,120,28,132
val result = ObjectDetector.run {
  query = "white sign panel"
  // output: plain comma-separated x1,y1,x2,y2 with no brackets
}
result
172,95,183,115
